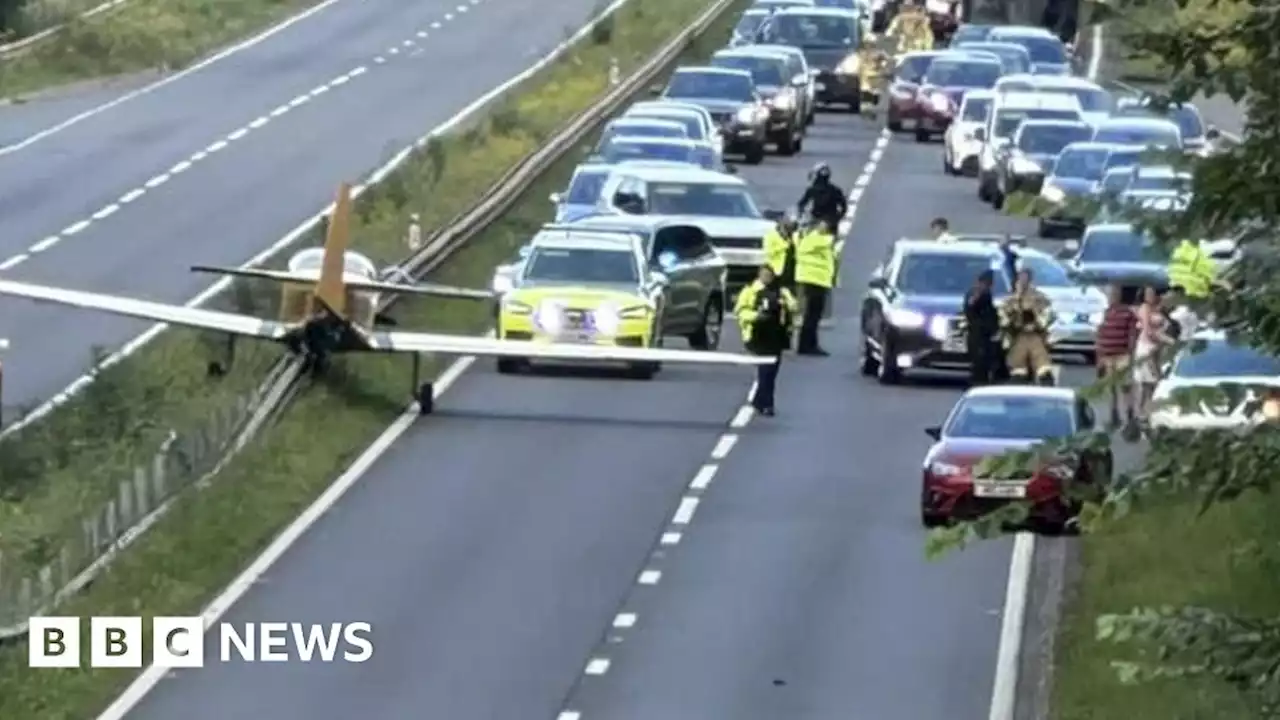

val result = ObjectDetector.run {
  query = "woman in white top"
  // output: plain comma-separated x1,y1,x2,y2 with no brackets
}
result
1134,285,1174,418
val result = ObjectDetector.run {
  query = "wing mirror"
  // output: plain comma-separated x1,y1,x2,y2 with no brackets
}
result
793,73,808,87
973,127,986,142
517,244,532,260
925,426,942,441
650,270,670,287
762,208,786,221
549,192,563,204
648,83,664,96
654,250,679,272
1206,125,1221,140
868,276,887,289
1057,239,1079,259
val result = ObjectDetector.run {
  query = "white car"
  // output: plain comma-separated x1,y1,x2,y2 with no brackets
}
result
1150,330,1280,430
943,89,993,176
1014,248,1106,359
624,101,726,162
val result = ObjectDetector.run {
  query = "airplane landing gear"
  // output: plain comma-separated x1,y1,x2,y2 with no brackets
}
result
410,353,434,414
206,335,237,377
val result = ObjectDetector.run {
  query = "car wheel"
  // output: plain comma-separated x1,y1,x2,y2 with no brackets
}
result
876,331,902,385
914,127,930,143
943,147,956,175
921,509,947,528
860,333,879,376
992,186,1005,210
744,143,765,164
496,357,526,374
687,297,724,350
977,174,991,201
848,95,861,114
774,131,798,156
887,111,902,132
794,135,803,152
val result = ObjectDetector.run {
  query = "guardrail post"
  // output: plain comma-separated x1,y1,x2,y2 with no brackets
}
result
609,57,621,86
0,337,7,429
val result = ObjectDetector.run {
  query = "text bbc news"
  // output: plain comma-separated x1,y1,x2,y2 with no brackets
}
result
28,617,374,668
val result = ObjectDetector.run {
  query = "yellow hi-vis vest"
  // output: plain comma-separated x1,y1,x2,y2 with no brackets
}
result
763,229,790,275
734,280,798,344
795,229,837,288
1167,239,1213,298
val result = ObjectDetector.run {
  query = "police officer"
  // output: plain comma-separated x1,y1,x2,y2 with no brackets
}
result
1167,237,1215,300
795,217,837,356
763,215,799,290
886,0,933,54
999,268,1056,384
930,217,957,243
796,163,848,232
735,265,797,416
962,269,1001,385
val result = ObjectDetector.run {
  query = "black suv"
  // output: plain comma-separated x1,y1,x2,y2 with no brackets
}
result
861,239,1013,384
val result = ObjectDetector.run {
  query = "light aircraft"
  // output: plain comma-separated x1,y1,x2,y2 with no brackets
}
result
0,183,773,414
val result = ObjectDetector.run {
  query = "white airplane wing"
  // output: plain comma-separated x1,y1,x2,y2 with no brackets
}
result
369,331,775,366
0,279,292,340
343,278,494,301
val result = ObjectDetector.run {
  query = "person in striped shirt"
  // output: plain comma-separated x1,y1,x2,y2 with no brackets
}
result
1094,283,1139,429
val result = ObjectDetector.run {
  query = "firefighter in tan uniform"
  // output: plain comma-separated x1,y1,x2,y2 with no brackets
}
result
999,267,1056,385
856,38,892,117
886,0,934,55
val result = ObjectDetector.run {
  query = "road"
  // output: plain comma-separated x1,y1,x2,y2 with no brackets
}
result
109,100,1074,719
0,0,613,409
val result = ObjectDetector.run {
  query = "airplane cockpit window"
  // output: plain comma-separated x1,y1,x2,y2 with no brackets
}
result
287,249,377,278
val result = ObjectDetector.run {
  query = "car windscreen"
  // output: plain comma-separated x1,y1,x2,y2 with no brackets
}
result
995,109,1080,139
1101,169,1129,194
944,396,1075,439
1092,123,1181,148
960,43,1030,73
814,0,858,7
1079,228,1166,263
895,54,936,82
896,253,1011,295
629,111,705,140
1103,147,1143,170
524,247,639,284
1040,86,1112,113
1115,103,1205,140
994,33,1065,65
603,140,696,165
1052,147,1109,180
962,96,992,121
712,54,786,87
769,13,859,48
733,12,768,39
923,60,1001,88
666,72,754,101
647,182,762,217
564,170,609,204
1173,341,1280,379
1016,254,1072,287
1016,124,1092,154
1129,172,1184,192
951,25,994,44
600,123,686,147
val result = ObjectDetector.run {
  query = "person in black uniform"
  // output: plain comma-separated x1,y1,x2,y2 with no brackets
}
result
796,163,848,231
963,270,1003,386
734,265,797,416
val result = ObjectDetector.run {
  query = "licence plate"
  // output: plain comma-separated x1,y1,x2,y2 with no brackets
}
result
557,332,595,344
973,481,1027,499
815,82,826,91
943,337,966,352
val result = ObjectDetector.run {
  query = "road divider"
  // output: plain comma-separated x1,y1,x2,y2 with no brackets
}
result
0,0,748,714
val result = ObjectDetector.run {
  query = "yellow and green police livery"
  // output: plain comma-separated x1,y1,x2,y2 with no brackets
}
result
495,232,678,379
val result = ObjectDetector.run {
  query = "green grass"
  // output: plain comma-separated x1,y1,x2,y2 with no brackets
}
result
0,0,320,98
0,0,747,714
1051,490,1280,719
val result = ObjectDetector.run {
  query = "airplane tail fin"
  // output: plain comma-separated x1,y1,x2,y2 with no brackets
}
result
315,182,354,316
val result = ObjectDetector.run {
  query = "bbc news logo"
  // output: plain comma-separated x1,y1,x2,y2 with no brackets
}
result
29,617,374,668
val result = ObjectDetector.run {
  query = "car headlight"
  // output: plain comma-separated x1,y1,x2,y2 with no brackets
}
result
593,302,621,335
492,274,515,294
770,90,794,109
533,299,565,332
929,461,964,476
618,304,652,319
837,54,860,74
927,315,951,341
1087,311,1103,325
503,298,533,315
928,93,950,113
736,107,757,123
1040,184,1066,203
886,307,926,328
1011,156,1042,174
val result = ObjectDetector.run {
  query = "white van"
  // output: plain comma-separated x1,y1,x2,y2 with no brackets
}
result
976,92,1082,201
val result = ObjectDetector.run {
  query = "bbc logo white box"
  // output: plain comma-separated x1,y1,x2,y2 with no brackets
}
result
29,616,205,668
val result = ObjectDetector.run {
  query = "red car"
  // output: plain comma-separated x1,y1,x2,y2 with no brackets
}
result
910,55,1003,142
920,386,1112,532
885,50,946,134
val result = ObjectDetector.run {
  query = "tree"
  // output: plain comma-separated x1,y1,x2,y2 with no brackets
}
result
0,0,30,35
929,0,1280,714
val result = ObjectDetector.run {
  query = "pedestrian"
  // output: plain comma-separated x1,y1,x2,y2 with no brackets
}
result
1094,283,1139,429
1133,285,1174,419
795,217,837,356
763,215,799,290
962,270,1001,385
735,265,797,416
406,213,422,251
930,217,957,243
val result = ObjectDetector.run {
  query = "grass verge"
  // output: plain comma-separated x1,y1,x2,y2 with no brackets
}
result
0,0,747,714
0,0,319,99
1051,490,1280,719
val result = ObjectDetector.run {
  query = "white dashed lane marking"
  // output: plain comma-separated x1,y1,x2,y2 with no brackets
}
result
557,128,895,720
2,1,488,270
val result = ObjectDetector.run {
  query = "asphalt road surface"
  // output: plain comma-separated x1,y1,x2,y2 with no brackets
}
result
0,0,612,409
110,102,1091,719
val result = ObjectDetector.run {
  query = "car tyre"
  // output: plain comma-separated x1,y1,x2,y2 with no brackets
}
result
887,110,902,132
942,147,956,175
744,142,766,165
416,382,435,414
991,183,1005,210
977,173,992,201
914,127,930,143
688,296,724,350
773,131,799,156
847,95,861,114
921,509,947,528
1037,218,1053,238
876,331,902,385
496,357,526,374
860,334,879,376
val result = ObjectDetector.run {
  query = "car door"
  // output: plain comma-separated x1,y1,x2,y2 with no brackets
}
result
651,224,702,329
889,58,926,120
672,226,723,331
861,247,898,339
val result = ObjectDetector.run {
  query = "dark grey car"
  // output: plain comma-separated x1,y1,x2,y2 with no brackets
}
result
711,48,806,155
660,66,770,164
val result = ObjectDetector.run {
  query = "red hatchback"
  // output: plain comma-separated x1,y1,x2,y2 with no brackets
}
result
885,51,946,134
910,55,1003,142
920,386,1111,532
